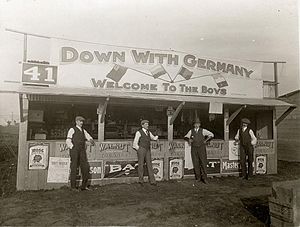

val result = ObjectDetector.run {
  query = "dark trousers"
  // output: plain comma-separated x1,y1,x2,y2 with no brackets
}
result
137,146,156,184
240,144,254,178
70,146,90,189
191,145,208,180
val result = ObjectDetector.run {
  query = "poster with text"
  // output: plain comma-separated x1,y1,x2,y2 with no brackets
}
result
104,160,139,178
221,159,240,174
169,158,183,179
47,157,70,183
152,159,164,181
207,159,221,174
28,143,49,170
255,155,267,174
229,140,240,160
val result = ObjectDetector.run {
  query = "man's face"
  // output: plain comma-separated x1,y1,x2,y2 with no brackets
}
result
76,120,84,127
142,122,149,130
242,123,248,128
194,123,200,128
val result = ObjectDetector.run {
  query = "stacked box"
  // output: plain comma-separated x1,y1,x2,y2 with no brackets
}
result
269,180,300,227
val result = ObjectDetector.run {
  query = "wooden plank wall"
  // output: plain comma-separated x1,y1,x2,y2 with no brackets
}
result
277,92,300,162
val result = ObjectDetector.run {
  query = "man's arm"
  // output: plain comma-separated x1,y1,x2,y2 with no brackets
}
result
149,131,158,141
66,128,75,149
234,129,240,141
83,129,95,145
249,129,257,146
203,129,214,138
132,131,141,150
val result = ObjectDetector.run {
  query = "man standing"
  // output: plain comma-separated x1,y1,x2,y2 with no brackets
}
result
184,118,214,184
66,116,95,191
235,118,257,180
133,120,158,186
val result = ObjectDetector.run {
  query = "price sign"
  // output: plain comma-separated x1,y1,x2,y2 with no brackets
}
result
22,62,58,85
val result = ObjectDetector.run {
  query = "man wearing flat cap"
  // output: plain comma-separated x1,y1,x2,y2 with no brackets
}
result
235,118,257,180
133,119,159,186
66,116,95,191
184,118,214,184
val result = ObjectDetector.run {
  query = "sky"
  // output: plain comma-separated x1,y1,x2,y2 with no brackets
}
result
0,0,299,125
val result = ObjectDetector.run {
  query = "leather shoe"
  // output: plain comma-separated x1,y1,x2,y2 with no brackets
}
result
202,179,208,184
150,182,157,186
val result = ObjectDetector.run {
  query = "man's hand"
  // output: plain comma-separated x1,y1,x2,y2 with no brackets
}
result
89,139,96,146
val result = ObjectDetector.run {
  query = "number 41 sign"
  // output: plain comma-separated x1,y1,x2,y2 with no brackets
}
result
22,62,58,85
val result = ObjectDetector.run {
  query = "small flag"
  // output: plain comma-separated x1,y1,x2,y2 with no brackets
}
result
212,74,228,88
106,64,128,82
177,66,193,80
150,65,167,78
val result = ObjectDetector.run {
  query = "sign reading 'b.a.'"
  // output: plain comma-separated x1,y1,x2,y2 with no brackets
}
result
22,62,58,85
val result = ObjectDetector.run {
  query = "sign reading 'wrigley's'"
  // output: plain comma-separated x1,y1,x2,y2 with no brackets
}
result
50,40,263,98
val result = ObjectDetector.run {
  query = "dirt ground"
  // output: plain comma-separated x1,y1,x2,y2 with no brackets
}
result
0,161,300,227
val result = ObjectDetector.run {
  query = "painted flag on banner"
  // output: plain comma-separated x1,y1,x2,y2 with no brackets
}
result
177,66,193,80
106,64,128,82
150,65,167,78
212,74,228,88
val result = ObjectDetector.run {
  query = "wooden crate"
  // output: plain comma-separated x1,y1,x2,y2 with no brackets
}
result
269,179,300,226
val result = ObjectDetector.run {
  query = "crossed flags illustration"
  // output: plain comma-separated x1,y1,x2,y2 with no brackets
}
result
105,63,229,88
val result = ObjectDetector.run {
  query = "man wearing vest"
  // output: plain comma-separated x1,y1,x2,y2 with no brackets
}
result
133,120,159,186
235,118,257,180
66,116,95,191
184,118,214,184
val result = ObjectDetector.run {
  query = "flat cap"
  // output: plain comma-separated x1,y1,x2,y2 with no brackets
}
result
75,116,85,121
194,118,201,124
141,119,149,125
241,118,250,124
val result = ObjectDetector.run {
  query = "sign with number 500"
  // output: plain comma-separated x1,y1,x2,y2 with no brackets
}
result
22,63,58,85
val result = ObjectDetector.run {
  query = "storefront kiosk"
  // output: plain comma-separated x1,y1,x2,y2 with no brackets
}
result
13,40,295,190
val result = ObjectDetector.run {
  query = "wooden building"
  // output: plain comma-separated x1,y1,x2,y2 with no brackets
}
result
277,90,300,162
1,39,296,190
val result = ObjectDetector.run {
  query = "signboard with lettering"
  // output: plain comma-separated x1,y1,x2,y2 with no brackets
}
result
28,143,49,169
88,160,104,180
255,155,267,174
207,159,221,175
49,40,263,99
221,159,240,174
104,160,140,178
22,62,57,85
47,157,70,183
152,159,164,181
169,158,183,179
229,140,240,160
255,140,274,155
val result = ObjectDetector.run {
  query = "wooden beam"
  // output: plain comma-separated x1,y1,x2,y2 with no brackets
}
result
100,97,110,123
169,102,185,125
226,105,246,125
275,106,296,126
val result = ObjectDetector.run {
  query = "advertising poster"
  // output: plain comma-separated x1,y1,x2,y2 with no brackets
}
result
152,159,164,181
256,155,267,174
47,157,70,183
169,158,183,179
88,160,104,180
104,160,140,178
184,141,193,169
229,140,240,160
28,143,49,170
207,159,221,174
221,159,240,174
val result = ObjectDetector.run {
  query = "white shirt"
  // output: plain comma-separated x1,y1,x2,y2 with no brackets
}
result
235,127,257,146
65,126,93,149
132,128,158,150
184,128,214,139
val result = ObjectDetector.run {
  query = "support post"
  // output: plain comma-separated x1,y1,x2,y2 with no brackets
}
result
274,62,278,98
169,102,185,125
97,98,109,142
167,106,174,141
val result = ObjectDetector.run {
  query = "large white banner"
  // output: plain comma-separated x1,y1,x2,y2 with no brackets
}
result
48,40,263,98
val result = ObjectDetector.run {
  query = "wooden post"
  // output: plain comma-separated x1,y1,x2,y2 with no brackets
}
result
16,94,29,190
273,107,278,174
167,106,174,141
97,101,105,142
23,34,27,62
274,62,278,98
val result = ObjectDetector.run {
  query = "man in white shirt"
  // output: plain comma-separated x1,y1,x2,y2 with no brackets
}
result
66,116,95,191
184,118,214,184
235,118,257,180
133,120,158,186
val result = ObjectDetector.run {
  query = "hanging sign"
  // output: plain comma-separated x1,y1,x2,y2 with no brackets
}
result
47,157,70,183
22,62,58,85
28,143,49,169
49,40,264,99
